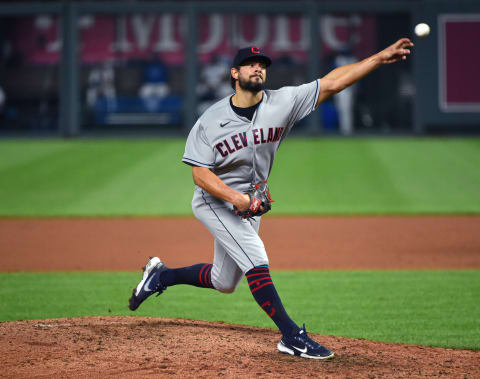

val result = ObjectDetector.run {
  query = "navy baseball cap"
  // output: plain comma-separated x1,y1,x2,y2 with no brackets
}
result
233,46,272,67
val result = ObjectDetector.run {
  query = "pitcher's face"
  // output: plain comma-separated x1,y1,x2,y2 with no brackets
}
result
232,60,267,93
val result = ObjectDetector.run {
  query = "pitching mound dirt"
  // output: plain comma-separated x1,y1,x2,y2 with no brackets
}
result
1,317,478,378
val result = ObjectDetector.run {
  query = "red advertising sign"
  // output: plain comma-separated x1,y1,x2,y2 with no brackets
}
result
439,14,480,112
10,14,375,65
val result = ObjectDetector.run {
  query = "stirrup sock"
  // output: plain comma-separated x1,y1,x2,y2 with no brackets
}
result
246,265,299,337
160,264,214,289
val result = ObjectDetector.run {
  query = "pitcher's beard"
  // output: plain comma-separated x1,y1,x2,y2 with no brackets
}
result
238,76,264,93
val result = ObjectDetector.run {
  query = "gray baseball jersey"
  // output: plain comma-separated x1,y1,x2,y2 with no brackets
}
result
182,79,320,290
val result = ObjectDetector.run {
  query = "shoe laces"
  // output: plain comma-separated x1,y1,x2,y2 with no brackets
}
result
296,324,321,349
155,280,167,296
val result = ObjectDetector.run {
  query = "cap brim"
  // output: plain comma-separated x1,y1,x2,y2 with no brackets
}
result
239,55,272,67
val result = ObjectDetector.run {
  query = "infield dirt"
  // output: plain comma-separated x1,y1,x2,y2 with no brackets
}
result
1,216,479,378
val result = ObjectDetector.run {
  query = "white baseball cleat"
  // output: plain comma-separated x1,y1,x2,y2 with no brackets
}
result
277,324,335,359
128,257,168,311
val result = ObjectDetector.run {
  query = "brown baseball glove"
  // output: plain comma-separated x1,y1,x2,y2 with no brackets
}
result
233,182,273,219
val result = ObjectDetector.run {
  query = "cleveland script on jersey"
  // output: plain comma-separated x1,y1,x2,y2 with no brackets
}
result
183,79,320,208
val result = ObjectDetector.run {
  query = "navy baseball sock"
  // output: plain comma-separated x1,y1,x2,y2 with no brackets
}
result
160,264,214,289
246,266,300,337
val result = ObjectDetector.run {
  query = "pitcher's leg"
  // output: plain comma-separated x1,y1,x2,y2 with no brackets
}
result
159,237,244,293
193,203,269,273
193,204,303,336
160,263,215,289
129,203,259,312
210,239,244,293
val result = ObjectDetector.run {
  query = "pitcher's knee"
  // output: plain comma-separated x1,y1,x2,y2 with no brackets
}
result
212,279,241,294
218,286,235,294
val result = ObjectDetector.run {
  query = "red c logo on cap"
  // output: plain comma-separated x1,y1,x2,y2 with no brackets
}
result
251,46,260,54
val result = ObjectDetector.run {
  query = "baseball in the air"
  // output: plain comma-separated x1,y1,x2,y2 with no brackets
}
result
414,23,430,38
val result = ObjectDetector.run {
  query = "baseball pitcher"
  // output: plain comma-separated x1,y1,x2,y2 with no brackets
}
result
129,38,413,359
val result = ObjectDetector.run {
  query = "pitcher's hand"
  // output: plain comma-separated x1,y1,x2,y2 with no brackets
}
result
378,38,414,64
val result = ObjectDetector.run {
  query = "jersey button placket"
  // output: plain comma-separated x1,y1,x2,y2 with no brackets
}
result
250,108,259,184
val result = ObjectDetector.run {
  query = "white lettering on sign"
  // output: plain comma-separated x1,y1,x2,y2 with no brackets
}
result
41,15,97,53
198,14,223,54
232,15,269,48
111,15,133,52
320,15,362,50
23,13,372,64
132,14,156,51
154,14,180,52
271,15,309,51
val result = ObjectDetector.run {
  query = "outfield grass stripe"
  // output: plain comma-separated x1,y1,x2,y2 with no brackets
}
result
0,140,192,216
272,139,414,213
1,138,480,216
271,138,480,214
62,140,193,216
1,270,479,349
0,140,72,171
370,139,480,213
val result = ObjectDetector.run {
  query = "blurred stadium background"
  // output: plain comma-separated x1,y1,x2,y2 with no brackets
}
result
0,0,478,138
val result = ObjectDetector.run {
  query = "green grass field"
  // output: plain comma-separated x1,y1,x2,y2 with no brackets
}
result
1,270,479,350
1,137,479,216
1,137,479,350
